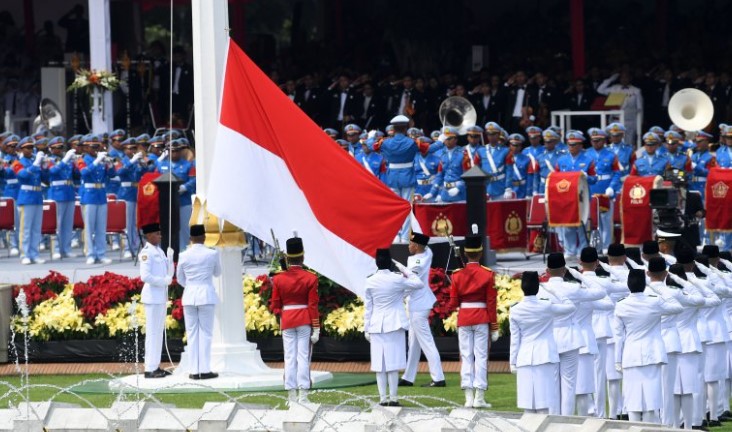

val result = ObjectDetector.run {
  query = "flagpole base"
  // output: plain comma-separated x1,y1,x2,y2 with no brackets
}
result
174,342,270,375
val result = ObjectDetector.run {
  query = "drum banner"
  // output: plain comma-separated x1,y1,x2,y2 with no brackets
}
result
620,175,662,245
705,168,732,232
545,171,584,227
412,200,528,251
137,172,162,227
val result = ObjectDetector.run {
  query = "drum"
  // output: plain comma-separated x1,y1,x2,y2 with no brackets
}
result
545,171,590,228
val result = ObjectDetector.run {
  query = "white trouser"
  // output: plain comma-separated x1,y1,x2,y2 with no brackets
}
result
390,187,414,241
402,309,445,383
661,352,678,427
594,338,608,417
282,324,312,390
558,348,580,416
143,303,167,372
560,227,587,256
183,304,215,374
598,202,613,250
179,204,192,250
458,324,488,390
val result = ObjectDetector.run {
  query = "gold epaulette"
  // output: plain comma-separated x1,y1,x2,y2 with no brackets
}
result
452,268,463,274
481,265,494,272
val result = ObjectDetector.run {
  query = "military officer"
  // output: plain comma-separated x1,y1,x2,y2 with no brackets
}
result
523,126,544,163
504,133,536,199
690,130,716,201
156,139,196,250
413,137,439,202
630,133,670,177
613,268,683,424
424,127,465,203
509,271,576,415
271,237,321,403
585,128,621,250
139,223,174,378
449,235,498,408
462,125,487,171
116,138,144,259
13,137,47,264
663,131,693,173
356,133,385,182
47,137,77,259
532,129,565,195
483,122,511,199
2,135,21,258
399,232,445,387
605,123,636,180
176,224,221,380
364,248,422,407
343,124,363,158
78,134,115,264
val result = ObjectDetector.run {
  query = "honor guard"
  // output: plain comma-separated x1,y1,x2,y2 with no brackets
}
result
2,135,20,256
449,235,498,408
116,138,145,259
156,139,196,250
176,224,221,380
413,137,439,202
364,248,422,406
370,115,418,242
47,137,77,259
555,132,597,258
532,129,565,195
662,131,693,173
77,134,115,264
271,237,321,404
400,233,445,387
505,133,536,199
509,271,576,414
424,127,465,203
605,123,636,180
13,137,48,264
586,128,621,250
483,122,511,199
139,223,174,378
630,133,670,177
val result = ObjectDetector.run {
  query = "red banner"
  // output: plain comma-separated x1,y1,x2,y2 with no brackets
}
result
137,172,161,228
620,175,662,245
413,200,528,252
706,168,732,232
546,171,586,227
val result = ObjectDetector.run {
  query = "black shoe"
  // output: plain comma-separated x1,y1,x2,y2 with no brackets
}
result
398,379,413,387
189,374,200,380
719,415,732,422
378,401,389,406
157,368,172,376
708,420,722,427
387,401,401,407
421,380,446,387
692,426,710,431
198,372,219,380
617,414,629,421
144,369,166,379
722,410,732,418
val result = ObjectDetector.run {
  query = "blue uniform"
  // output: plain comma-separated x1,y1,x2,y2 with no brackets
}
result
689,149,715,200
156,157,196,250
482,144,511,198
79,154,115,260
413,152,439,201
356,151,385,182
630,151,669,177
106,147,124,196
585,147,620,250
13,156,45,261
522,145,544,164
3,154,20,250
48,155,76,257
555,151,597,256
533,148,566,195
607,141,636,179
715,145,732,169
665,150,692,173
505,152,535,198
116,156,144,255
430,147,466,202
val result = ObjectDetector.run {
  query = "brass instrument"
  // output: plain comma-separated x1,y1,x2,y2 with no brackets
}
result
438,96,477,135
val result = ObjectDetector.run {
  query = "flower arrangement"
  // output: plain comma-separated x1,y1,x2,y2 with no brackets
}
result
244,274,280,337
322,301,364,340
67,69,120,93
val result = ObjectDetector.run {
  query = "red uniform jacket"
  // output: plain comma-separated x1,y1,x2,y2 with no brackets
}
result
271,266,320,330
449,262,498,328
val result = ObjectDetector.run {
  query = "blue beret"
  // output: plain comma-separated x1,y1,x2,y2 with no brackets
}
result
18,137,34,148
466,125,484,135
664,131,683,141
508,133,525,143
643,132,661,143
110,129,126,139
543,130,560,140
484,122,501,133
3,134,19,146
136,133,151,143
48,136,65,147
343,124,362,134
696,130,713,140
606,123,626,135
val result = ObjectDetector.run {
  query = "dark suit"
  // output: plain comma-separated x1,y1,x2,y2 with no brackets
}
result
324,88,362,130
529,85,558,111
504,85,533,133
166,62,193,121
359,93,386,130
294,86,323,125
566,90,595,133
646,79,682,127
472,93,503,126
699,84,727,129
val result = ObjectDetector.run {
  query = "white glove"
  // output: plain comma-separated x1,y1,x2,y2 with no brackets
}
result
615,363,623,373
310,328,320,344
93,151,107,166
668,272,689,288
130,152,143,163
364,332,371,343
448,187,459,197
721,259,732,271
691,161,697,170
33,151,45,167
422,192,433,201
598,261,612,273
696,262,712,276
179,185,187,194
490,330,500,342
392,259,410,278
435,195,443,203
604,187,615,197
533,191,541,196
367,130,377,139
503,189,513,200
626,257,644,270
62,149,76,163
510,365,517,374
158,150,169,162
567,267,585,282
164,275,173,286
438,134,447,142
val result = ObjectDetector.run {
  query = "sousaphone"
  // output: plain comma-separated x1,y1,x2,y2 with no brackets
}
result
438,96,477,135
32,98,65,137
668,88,714,131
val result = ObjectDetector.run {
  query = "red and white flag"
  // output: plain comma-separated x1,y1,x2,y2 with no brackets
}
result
208,40,410,296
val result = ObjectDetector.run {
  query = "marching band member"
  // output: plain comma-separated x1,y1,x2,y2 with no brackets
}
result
504,133,536,199
585,128,621,251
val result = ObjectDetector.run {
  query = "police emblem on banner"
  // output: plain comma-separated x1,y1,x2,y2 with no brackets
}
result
629,183,646,204
143,182,157,196
556,179,571,193
431,213,453,236
712,181,729,199
504,211,522,236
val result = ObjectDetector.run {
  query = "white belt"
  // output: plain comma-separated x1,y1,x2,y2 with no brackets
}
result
444,182,458,188
460,302,487,308
283,304,307,310
5,179,17,184
20,185,41,192
389,162,414,169
51,180,73,186
120,182,139,187
512,179,526,185
692,177,707,182
84,183,106,189
488,173,505,181
597,174,612,180
417,179,432,185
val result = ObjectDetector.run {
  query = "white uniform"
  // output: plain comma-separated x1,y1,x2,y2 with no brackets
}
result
176,243,221,375
139,242,173,373
402,247,444,383
537,277,605,415
614,292,683,418
596,74,643,144
509,295,576,413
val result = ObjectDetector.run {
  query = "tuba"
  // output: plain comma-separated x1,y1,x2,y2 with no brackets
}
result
438,96,477,135
33,98,65,137
668,88,714,131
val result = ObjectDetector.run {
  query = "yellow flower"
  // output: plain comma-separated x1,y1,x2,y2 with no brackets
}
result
14,286,92,341
323,301,364,339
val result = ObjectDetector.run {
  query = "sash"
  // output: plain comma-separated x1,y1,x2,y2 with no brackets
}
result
485,146,498,173
705,167,732,232
466,146,475,168
545,171,587,227
620,175,663,245
418,157,431,176
512,163,523,181
362,157,375,175
544,158,555,173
